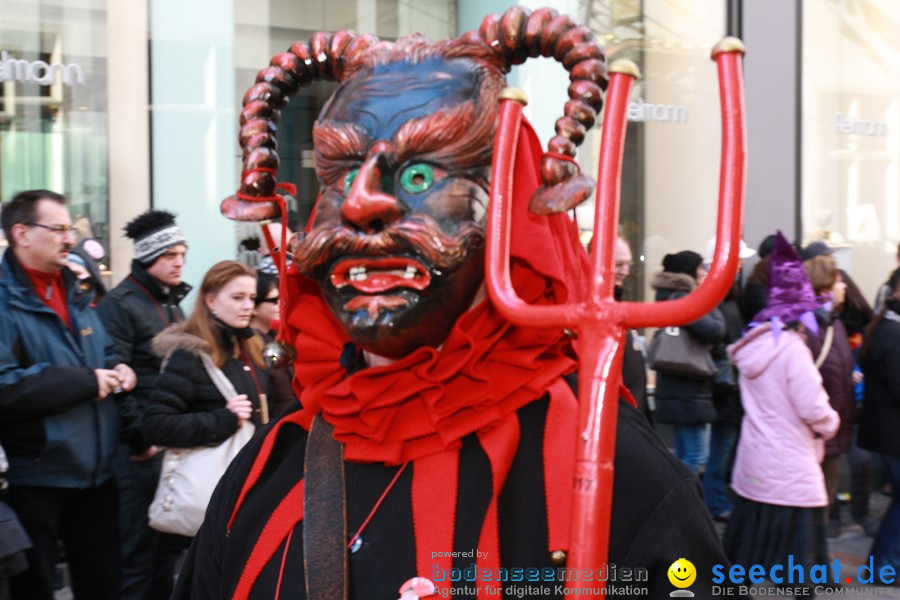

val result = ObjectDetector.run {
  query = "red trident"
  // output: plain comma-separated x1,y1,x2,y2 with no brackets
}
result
486,38,746,592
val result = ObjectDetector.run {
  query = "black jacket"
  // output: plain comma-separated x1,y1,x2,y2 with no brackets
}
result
173,398,737,599
96,261,191,454
711,298,744,426
739,257,769,326
253,328,299,419
805,313,855,456
621,330,650,422
143,325,279,448
858,308,900,456
650,272,726,425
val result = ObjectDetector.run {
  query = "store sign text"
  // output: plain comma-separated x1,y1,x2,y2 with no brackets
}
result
834,112,888,137
0,51,84,86
627,97,688,123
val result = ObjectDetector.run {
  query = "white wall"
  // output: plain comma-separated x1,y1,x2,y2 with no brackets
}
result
741,0,800,252
457,0,577,148
641,0,727,285
149,0,237,309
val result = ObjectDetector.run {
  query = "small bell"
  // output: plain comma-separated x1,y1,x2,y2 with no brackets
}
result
262,340,297,369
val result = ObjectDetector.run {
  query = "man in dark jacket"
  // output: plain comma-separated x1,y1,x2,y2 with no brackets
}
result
0,189,136,600
96,210,190,600
614,235,651,422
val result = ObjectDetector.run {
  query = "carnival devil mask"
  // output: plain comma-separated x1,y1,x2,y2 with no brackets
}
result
222,7,608,358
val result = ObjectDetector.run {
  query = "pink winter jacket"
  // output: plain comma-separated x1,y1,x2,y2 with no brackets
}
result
727,324,840,507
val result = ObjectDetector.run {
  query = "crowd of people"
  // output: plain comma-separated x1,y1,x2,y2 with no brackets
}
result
0,191,297,599
1,183,899,599
626,231,900,595
0,181,898,600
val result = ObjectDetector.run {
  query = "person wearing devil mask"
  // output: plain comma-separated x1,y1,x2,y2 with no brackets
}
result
174,10,739,600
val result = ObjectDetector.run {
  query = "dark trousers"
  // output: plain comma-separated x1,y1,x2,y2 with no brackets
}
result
847,426,873,520
8,478,122,600
871,454,900,572
112,444,167,600
152,534,191,600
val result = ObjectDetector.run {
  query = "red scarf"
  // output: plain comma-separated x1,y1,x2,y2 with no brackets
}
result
230,120,588,598
23,265,72,330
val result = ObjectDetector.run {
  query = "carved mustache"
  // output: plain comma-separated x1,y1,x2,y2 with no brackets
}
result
291,215,485,278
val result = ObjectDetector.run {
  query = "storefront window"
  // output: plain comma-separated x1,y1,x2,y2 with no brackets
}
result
579,0,727,301
0,0,109,251
802,0,900,300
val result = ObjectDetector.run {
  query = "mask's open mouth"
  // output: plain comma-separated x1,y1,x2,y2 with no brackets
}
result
329,256,432,294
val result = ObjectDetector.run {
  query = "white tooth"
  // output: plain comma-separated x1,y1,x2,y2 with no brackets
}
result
404,265,417,279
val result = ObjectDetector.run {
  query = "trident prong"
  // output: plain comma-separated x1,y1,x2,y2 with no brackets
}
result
485,39,746,595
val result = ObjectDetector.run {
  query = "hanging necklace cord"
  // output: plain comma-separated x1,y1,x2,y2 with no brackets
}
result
347,461,409,550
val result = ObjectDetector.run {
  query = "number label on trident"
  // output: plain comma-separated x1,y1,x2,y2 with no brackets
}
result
485,37,746,594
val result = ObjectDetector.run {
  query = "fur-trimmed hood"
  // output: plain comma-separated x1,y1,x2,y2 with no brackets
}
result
650,271,696,293
151,323,210,358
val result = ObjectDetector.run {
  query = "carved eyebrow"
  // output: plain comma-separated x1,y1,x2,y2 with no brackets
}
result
312,121,370,185
393,101,490,168
312,100,493,183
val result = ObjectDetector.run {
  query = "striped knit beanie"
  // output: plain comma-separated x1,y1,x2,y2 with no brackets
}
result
124,210,187,265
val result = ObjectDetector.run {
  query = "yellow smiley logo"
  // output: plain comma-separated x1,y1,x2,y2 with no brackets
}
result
668,558,696,588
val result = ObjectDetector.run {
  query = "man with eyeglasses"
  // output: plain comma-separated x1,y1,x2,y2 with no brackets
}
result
96,210,191,600
615,235,651,423
0,189,137,599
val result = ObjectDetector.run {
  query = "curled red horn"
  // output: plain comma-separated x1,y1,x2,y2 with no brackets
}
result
474,7,607,214
224,7,608,222
222,30,375,221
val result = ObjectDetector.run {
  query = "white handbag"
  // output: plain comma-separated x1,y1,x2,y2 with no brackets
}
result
148,352,255,537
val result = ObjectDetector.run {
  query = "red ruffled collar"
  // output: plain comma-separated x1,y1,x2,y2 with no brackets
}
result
285,265,576,464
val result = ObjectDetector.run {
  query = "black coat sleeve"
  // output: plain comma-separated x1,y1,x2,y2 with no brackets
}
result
0,312,99,421
96,296,135,368
97,295,150,453
0,364,98,422
610,405,741,598
683,303,726,345
143,349,240,448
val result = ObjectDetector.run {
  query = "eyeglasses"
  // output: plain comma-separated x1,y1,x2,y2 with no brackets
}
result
27,223,78,236
258,297,279,304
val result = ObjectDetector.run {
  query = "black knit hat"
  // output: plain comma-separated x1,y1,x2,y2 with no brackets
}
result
124,210,187,265
662,250,704,279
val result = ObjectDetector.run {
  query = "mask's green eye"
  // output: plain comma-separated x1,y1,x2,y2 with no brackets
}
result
343,169,360,194
400,163,434,194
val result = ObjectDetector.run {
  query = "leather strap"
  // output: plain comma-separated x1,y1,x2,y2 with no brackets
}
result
303,417,348,600
814,325,834,369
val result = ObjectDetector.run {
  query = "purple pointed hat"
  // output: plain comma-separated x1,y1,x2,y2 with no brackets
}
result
751,231,820,332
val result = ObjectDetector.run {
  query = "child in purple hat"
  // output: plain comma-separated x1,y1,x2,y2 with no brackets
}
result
722,232,840,594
